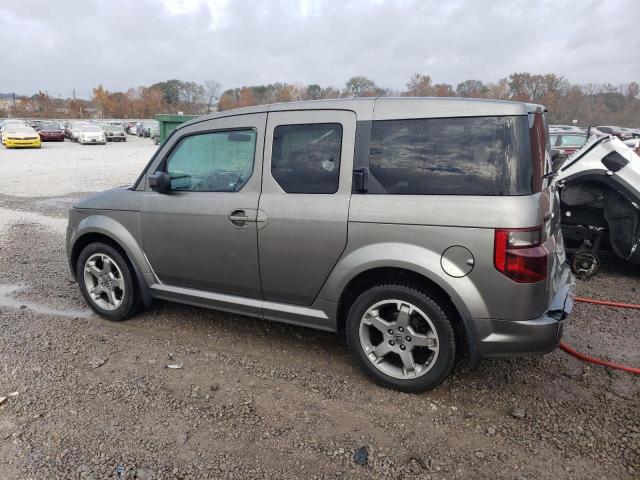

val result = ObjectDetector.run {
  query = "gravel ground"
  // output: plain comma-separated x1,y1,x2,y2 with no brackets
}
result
0,136,638,479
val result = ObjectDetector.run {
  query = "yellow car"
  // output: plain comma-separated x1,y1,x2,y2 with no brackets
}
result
3,126,41,148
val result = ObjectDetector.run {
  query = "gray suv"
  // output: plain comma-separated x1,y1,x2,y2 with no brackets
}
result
66,97,575,392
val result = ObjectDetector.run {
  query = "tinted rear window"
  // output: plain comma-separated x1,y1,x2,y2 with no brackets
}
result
369,116,532,195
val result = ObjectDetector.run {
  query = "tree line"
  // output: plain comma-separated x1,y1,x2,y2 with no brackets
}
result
2,74,639,126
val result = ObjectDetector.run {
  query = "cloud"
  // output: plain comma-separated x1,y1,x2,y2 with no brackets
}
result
1,0,638,98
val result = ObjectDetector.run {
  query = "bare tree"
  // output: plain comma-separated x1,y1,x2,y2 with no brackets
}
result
204,80,222,113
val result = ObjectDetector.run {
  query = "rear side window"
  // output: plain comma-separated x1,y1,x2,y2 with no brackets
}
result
271,123,342,194
166,129,256,192
369,116,533,195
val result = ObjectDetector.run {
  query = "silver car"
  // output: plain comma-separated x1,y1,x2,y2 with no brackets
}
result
66,98,575,392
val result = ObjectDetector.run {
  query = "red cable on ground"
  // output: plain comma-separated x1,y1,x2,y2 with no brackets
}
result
561,296,640,375
575,296,640,310
559,342,640,375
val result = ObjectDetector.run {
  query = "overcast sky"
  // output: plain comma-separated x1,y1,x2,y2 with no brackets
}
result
1,0,639,99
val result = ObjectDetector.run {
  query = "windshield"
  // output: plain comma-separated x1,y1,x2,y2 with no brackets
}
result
80,125,102,132
7,127,35,135
41,125,60,131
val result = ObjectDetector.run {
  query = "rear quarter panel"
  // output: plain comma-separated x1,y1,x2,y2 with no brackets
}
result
320,194,552,322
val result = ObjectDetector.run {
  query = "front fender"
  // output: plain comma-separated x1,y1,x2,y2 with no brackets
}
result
318,242,489,321
68,210,151,281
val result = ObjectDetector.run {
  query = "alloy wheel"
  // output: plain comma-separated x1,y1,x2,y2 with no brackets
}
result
83,253,125,311
359,299,439,380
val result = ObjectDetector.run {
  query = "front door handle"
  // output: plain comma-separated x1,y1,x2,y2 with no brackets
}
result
229,209,249,227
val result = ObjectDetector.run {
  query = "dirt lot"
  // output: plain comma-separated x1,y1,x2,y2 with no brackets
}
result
0,136,638,479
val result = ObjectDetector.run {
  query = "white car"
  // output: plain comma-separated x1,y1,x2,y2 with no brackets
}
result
69,121,91,142
76,125,106,145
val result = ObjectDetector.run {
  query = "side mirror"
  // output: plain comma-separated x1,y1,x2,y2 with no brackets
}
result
148,171,171,193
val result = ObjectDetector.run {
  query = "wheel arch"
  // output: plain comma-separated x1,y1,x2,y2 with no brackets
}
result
335,266,480,366
69,216,153,307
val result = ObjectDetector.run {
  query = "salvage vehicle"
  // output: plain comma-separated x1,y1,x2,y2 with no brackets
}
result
555,134,640,277
2,125,41,148
102,125,127,142
549,131,586,171
0,119,28,143
66,97,575,392
76,124,106,145
595,125,629,140
68,121,91,141
621,127,640,139
150,125,160,145
137,121,159,138
38,123,65,142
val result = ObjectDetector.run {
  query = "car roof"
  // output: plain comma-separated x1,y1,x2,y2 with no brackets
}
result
179,97,545,130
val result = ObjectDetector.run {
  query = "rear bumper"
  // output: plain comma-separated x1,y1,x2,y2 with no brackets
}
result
474,263,575,357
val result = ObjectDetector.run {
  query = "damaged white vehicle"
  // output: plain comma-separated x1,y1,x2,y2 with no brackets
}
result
555,134,640,276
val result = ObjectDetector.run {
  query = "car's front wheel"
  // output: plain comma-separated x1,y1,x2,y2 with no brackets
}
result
346,284,456,393
76,242,140,321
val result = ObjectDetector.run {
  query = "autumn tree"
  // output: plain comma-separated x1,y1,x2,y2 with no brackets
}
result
433,83,455,97
405,74,433,96
138,87,167,117
151,79,183,104
306,84,322,100
485,78,510,100
217,87,258,111
92,85,113,118
455,79,488,98
344,76,378,97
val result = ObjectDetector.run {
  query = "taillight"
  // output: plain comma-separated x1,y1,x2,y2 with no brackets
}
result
494,227,548,283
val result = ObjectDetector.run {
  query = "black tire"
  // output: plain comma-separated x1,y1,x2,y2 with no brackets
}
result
570,249,600,279
346,284,456,393
76,242,141,321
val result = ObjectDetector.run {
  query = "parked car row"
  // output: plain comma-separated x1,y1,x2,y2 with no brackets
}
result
132,120,159,138
551,124,640,139
549,123,640,170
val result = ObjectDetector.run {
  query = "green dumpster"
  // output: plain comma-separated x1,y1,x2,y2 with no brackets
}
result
155,114,199,143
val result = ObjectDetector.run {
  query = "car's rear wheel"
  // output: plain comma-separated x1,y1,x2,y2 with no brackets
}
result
76,242,140,321
346,284,456,393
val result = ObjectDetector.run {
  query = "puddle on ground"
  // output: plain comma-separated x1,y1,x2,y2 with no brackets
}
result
0,207,67,234
0,284,92,318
